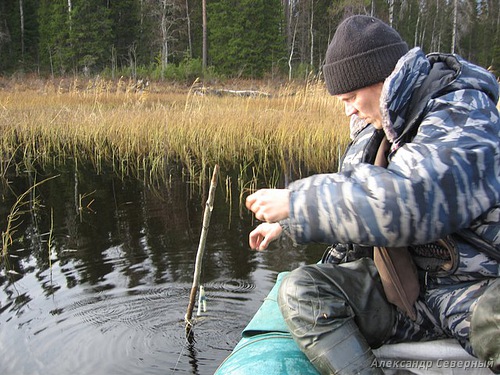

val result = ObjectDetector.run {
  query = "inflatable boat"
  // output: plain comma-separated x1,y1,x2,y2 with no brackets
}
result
215,272,494,375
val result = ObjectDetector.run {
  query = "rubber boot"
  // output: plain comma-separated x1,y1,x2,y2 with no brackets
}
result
306,319,383,375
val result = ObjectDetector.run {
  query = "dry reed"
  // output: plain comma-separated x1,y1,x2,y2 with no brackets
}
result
0,77,350,190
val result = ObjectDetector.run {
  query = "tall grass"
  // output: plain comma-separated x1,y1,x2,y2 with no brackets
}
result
1,175,58,265
0,76,350,191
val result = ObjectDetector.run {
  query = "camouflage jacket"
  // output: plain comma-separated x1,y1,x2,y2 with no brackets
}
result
288,48,500,282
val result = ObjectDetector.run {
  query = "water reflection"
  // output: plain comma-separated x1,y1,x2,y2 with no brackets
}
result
0,161,325,374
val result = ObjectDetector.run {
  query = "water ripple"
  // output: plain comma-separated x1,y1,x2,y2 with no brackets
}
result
3,282,254,375
205,278,256,294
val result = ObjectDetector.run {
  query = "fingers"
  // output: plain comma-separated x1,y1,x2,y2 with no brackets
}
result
245,191,257,211
246,190,288,251
248,223,283,251
245,189,290,223
258,235,273,251
248,233,263,250
245,191,266,221
249,227,267,250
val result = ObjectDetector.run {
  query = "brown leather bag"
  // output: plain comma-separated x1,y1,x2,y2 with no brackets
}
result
373,136,419,321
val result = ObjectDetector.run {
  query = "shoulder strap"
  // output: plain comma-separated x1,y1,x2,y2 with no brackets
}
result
372,135,419,321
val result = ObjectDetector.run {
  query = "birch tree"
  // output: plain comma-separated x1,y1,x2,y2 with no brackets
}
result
185,0,192,58
451,0,458,53
202,0,207,69
19,0,25,59
67,0,72,28
146,0,185,75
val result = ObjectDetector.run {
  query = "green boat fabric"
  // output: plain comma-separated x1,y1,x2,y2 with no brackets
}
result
215,272,320,374
241,272,290,337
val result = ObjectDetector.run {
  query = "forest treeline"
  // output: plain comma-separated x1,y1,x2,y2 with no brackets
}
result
1,0,499,81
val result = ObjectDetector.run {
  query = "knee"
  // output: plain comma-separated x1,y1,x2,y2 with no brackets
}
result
277,265,351,319
277,265,319,311
277,265,350,338
278,265,341,306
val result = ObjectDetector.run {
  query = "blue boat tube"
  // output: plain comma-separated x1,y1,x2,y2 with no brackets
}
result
214,272,319,375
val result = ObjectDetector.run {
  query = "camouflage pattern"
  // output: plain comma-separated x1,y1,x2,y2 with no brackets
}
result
283,48,500,353
287,47,499,277
386,277,494,355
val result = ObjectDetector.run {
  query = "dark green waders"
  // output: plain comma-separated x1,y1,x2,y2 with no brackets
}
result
278,258,396,375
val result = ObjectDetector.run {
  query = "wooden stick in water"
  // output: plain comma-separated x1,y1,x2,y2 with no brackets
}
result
185,164,219,330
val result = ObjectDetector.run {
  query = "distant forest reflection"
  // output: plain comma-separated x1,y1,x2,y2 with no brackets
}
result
0,159,325,374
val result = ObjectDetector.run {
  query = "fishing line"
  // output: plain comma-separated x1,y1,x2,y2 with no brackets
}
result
172,347,184,374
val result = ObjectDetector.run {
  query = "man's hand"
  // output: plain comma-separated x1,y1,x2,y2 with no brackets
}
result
248,222,283,251
245,189,291,223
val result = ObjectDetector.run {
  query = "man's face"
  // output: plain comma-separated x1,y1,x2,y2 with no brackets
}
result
336,83,383,129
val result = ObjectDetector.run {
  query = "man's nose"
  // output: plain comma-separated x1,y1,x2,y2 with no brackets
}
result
344,102,357,117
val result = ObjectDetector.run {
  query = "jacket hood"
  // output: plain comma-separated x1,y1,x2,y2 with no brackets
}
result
380,47,500,144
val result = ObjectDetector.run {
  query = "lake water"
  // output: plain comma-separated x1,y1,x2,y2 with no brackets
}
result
0,161,325,375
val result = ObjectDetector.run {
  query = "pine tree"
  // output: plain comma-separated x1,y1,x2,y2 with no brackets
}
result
69,0,113,74
208,0,285,77
109,0,141,71
38,0,71,74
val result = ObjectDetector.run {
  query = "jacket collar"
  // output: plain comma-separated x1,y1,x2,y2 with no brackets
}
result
380,47,430,144
348,48,430,142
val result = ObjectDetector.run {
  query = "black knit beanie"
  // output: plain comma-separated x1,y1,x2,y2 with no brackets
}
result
323,15,408,95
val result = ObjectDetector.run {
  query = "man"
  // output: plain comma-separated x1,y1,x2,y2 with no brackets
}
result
246,15,500,375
